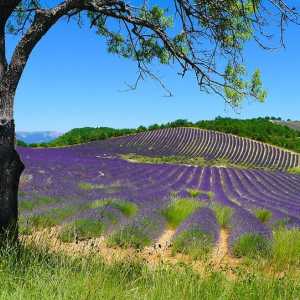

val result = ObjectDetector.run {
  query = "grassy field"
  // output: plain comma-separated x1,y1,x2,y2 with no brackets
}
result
1,234,300,300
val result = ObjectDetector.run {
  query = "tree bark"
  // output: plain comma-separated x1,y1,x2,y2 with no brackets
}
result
0,125,24,243
0,120,24,243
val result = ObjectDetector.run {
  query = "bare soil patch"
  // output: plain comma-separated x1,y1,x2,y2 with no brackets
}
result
20,227,240,275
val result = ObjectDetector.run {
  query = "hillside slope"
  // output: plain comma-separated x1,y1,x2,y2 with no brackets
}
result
95,127,300,170
39,118,300,154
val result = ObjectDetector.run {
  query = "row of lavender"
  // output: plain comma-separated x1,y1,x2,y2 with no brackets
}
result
97,127,300,170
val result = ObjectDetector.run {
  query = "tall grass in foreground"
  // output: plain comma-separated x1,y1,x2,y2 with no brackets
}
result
271,227,300,268
1,242,300,299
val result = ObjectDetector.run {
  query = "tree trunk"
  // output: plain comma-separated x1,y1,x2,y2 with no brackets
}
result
0,120,24,243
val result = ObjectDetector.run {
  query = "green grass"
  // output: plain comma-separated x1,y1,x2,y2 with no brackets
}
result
186,188,202,198
78,182,109,191
122,154,250,169
206,191,215,200
172,229,213,260
19,196,60,212
271,228,300,269
254,209,272,224
122,154,208,167
288,166,300,175
88,199,111,209
88,199,138,217
79,182,123,194
211,203,233,229
107,224,151,250
58,219,104,243
1,242,300,299
272,217,290,229
162,198,203,228
19,206,83,234
112,201,138,217
233,234,271,259
78,182,107,190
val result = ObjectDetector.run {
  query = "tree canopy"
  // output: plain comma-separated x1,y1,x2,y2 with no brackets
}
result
1,0,299,111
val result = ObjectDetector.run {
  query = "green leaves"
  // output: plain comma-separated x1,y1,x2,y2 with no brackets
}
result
224,64,267,105
251,70,267,102
140,5,173,30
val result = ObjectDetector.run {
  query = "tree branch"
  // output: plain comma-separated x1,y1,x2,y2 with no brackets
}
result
0,1,22,80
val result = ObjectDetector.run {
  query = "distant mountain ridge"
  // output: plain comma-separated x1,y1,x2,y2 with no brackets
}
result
16,131,62,144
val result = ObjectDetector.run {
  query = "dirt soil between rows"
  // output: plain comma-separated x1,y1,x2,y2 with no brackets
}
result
21,227,240,276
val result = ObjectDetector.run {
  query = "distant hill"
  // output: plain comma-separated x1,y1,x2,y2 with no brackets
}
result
105,127,300,170
272,120,300,132
16,131,62,144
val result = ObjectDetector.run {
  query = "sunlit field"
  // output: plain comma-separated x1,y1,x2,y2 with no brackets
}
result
6,128,299,299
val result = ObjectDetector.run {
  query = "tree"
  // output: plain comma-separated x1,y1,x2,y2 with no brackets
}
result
0,0,299,239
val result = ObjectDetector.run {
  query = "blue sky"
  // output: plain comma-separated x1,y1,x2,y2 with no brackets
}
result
7,8,300,132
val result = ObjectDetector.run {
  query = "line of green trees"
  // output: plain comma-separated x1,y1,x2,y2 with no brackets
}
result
17,117,300,153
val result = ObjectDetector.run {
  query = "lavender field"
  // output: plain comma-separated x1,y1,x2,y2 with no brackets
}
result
17,128,300,259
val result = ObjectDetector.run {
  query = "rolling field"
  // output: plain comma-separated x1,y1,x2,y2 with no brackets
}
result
12,127,300,298
101,127,300,170
18,128,300,255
